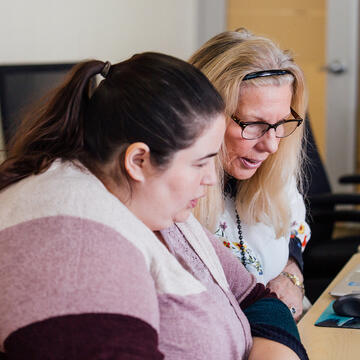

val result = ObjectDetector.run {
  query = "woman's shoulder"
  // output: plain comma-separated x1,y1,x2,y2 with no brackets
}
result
0,160,103,204
0,160,121,229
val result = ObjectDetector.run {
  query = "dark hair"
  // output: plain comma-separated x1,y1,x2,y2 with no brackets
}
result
0,52,224,191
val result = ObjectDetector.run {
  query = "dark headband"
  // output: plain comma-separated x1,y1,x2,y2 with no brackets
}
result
243,69,292,81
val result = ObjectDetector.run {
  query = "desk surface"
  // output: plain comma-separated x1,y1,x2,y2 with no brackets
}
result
298,253,360,359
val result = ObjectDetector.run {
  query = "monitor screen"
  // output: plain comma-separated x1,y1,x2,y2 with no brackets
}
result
0,63,75,146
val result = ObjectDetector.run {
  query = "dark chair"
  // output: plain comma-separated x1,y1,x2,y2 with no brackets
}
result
0,63,75,147
303,118,360,303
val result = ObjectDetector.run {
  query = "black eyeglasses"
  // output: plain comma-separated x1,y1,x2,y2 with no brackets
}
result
230,108,303,140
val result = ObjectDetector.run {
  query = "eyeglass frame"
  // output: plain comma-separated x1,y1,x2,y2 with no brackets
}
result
230,108,303,140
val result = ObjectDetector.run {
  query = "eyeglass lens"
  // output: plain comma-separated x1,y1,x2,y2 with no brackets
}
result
242,121,299,139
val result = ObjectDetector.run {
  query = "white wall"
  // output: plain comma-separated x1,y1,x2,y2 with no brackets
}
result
0,0,204,64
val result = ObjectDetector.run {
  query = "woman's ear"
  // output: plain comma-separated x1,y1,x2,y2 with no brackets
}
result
124,142,151,182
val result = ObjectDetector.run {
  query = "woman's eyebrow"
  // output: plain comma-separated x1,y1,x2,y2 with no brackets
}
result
196,152,218,161
242,111,292,122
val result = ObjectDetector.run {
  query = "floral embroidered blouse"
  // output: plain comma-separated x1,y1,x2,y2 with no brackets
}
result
214,179,311,285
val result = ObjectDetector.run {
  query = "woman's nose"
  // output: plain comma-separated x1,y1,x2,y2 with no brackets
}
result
202,159,218,186
258,129,280,154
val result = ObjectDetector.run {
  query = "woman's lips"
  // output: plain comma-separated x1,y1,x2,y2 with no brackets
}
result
189,194,206,209
240,157,264,169
189,198,199,208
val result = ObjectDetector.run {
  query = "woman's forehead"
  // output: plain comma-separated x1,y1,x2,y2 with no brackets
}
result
235,84,293,120
238,84,292,106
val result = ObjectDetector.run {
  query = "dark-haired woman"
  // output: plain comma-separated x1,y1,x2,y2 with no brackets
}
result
0,53,307,359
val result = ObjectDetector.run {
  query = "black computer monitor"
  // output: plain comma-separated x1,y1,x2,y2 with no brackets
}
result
0,63,75,146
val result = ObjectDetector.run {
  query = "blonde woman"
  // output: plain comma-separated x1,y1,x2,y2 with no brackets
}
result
190,29,311,320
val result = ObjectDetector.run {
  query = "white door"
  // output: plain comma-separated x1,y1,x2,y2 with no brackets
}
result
325,0,359,192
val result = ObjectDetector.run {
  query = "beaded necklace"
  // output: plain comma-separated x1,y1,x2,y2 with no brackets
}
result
235,208,247,267
224,175,247,267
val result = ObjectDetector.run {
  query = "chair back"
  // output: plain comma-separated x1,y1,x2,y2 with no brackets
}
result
303,117,334,241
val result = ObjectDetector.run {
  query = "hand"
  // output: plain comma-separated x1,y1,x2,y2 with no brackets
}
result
267,259,304,322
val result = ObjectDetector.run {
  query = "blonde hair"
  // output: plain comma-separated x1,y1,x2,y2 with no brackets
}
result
190,28,308,238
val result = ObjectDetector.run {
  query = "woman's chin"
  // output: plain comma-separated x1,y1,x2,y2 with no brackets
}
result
228,166,258,181
173,209,191,223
